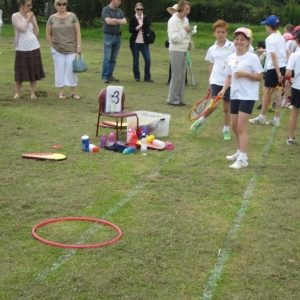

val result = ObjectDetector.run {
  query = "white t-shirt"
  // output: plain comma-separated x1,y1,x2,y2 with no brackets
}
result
286,51,300,90
225,51,264,100
205,39,236,86
265,33,287,70
287,39,297,53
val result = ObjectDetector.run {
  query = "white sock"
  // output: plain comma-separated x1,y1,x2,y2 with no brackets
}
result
199,116,205,123
259,114,266,120
238,152,247,161
274,117,280,122
223,126,230,133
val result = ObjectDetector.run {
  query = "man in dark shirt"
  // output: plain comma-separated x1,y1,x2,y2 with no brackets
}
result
101,0,127,83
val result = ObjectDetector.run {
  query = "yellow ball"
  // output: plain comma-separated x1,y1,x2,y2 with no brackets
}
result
146,135,155,143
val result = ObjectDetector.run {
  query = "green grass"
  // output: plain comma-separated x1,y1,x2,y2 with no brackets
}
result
0,22,300,300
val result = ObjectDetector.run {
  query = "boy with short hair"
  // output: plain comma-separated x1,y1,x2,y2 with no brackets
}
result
190,20,235,140
249,15,289,126
286,31,300,144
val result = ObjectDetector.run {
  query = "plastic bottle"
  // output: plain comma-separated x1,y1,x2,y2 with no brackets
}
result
140,133,147,156
123,146,136,155
108,132,115,146
89,144,99,153
81,134,89,152
153,139,166,149
127,128,133,143
100,134,106,148
110,95,116,113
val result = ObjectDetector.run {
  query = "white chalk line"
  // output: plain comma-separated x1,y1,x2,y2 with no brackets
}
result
201,110,286,299
35,108,222,282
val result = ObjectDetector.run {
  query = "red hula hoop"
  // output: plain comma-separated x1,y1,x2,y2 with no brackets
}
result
32,217,122,249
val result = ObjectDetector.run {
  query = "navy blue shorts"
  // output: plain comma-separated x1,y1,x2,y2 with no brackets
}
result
230,100,256,114
210,84,230,102
264,67,286,88
291,88,300,108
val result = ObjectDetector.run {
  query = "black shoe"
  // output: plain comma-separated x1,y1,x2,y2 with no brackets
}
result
256,104,262,109
102,78,109,83
144,79,153,83
167,102,186,106
109,76,119,82
135,79,140,82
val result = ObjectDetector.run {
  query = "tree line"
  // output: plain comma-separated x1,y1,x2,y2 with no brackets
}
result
0,0,299,26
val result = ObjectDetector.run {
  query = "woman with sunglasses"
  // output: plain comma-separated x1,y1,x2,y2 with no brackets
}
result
129,2,153,82
12,0,45,99
46,0,82,99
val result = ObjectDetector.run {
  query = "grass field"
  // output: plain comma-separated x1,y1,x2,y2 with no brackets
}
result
0,22,300,300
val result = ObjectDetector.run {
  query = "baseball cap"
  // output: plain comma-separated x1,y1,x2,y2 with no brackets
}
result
247,28,253,38
283,32,293,41
234,27,251,38
260,15,280,26
291,25,300,39
167,4,178,14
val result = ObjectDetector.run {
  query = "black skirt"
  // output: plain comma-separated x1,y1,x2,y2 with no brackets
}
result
14,48,45,82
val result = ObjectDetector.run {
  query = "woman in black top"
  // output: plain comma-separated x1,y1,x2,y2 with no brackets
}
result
129,2,153,82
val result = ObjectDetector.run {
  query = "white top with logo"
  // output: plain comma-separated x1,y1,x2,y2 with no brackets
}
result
225,51,264,101
205,39,236,86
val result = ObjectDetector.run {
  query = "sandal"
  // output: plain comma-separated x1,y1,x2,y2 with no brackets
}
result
59,94,66,99
71,94,81,99
14,94,20,99
31,95,37,99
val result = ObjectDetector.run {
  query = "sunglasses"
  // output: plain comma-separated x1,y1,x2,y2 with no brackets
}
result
136,8,143,11
57,2,67,6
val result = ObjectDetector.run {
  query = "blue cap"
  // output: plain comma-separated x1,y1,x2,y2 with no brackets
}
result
260,15,280,26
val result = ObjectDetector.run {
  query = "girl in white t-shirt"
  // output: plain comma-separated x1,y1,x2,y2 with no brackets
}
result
219,28,264,169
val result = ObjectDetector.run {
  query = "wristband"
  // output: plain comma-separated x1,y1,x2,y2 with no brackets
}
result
285,76,292,81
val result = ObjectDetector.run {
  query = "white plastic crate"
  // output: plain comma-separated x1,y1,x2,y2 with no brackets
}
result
127,111,171,140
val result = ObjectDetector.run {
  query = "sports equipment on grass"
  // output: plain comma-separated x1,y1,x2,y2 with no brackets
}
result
32,217,122,248
188,92,222,122
186,51,195,86
22,153,66,161
268,82,285,112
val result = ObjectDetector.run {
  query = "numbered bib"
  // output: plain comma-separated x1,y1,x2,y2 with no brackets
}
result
105,86,124,113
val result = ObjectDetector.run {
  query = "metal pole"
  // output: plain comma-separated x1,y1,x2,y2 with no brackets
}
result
0,9,3,54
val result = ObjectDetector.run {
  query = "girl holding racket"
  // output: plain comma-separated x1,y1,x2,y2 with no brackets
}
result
219,28,263,169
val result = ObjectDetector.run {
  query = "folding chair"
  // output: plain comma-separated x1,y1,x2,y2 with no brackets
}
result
96,88,139,141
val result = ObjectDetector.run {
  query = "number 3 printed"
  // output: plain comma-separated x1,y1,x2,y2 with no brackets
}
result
114,91,120,104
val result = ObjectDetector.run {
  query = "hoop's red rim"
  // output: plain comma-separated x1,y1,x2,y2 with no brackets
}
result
32,217,122,248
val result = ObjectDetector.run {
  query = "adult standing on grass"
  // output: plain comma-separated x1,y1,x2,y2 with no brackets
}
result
46,0,82,99
101,0,127,84
12,0,45,100
219,28,263,169
129,2,153,83
190,20,235,139
167,0,192,106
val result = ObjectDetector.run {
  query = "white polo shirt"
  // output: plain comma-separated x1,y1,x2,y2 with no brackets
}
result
225,51,264,100
265,33,287,70
286,51,300,90
205,39,236,86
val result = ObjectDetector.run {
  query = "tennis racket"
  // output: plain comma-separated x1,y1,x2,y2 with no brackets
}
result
188,92,222,122
186,51,195,86
269,82,285,112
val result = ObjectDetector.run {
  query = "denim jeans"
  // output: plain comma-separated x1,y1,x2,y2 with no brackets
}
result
131,43,151,81
102,33,121,80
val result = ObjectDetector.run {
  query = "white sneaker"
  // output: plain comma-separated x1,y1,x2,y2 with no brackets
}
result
266,119,280,126
226,153,239,160
249,116,266,125
287,138,295,145
229,159,248,169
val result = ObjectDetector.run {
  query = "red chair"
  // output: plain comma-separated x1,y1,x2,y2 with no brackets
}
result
96,88,139,141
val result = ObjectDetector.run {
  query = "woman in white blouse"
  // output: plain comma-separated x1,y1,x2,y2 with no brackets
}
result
12,0,45,99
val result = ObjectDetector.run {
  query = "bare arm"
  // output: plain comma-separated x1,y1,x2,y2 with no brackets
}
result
207,63,213,90
219,75,232,97
32,15,39,36
74,22,81,54
271,52,284,82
